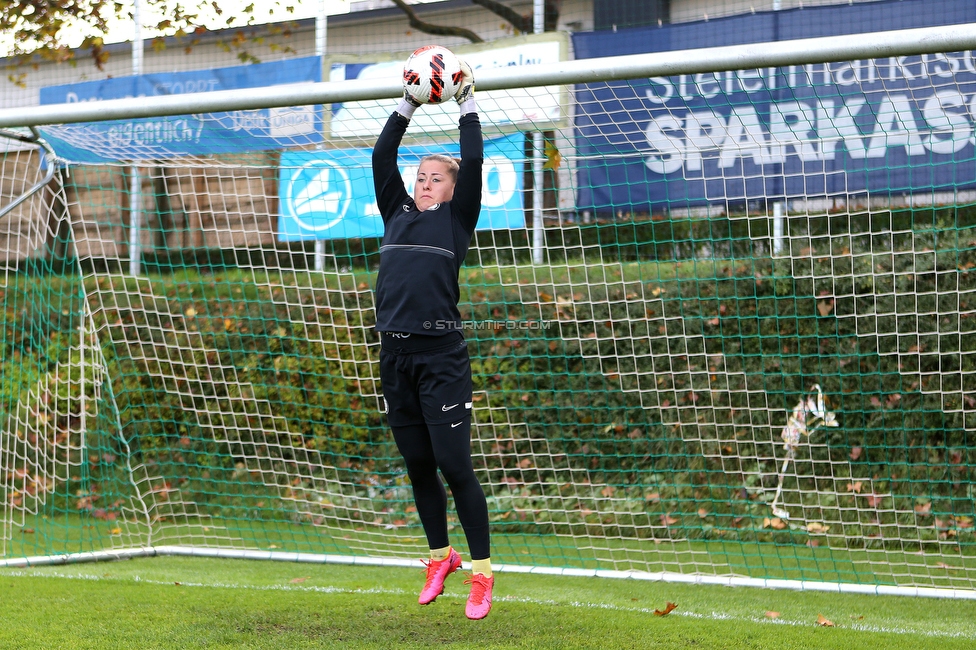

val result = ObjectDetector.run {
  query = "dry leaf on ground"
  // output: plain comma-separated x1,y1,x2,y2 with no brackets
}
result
654,602,677,616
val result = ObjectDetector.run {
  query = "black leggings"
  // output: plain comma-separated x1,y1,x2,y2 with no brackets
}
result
392,417,490,560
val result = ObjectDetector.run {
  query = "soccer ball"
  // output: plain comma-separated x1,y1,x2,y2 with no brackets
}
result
402,45,463,105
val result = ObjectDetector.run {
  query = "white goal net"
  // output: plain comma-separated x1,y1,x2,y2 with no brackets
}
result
1,25,975,597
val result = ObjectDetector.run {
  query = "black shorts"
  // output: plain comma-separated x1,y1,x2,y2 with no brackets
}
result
379,332,473,427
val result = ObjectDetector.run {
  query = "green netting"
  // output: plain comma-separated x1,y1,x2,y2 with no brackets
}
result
2,57,976,596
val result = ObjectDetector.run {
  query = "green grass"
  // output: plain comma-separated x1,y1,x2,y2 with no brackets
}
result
1,556,974,649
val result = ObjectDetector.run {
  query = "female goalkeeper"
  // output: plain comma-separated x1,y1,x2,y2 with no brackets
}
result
371,56,493,621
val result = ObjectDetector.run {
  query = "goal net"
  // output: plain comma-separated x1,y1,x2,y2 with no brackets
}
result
1,26,974,597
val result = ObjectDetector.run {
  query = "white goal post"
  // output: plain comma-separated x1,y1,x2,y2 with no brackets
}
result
1,23,976,600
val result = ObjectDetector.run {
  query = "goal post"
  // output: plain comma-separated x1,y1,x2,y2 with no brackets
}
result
1,24,975,598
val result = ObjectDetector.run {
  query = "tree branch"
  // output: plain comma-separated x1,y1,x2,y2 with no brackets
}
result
469,0,530,33
544,0,562,32
469,0,562,33
389,0,484,43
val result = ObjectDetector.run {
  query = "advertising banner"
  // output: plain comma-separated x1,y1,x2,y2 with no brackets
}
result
571,0,976,212
278,133,526,241
328,34,567,139
39,57,322,163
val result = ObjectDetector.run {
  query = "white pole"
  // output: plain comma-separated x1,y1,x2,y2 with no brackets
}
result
532,133,544,265
313,1,328,272
531,0,545,265
772,201,785,256
129,0,144,276
772,0,784,258
79,310,87,460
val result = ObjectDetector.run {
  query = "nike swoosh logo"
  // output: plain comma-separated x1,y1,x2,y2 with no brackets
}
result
442,404,458,411
451,421,463,428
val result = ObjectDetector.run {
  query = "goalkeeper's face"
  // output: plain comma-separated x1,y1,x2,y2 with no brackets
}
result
414,159,457,211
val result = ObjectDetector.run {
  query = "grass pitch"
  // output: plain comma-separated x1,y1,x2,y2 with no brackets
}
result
1,556,974,649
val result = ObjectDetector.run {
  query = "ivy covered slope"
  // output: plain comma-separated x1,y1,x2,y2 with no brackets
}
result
1,210,974,548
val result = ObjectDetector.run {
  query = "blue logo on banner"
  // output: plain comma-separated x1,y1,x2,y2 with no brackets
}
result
39,57,322,163
288,161,355,233
278,133,525,240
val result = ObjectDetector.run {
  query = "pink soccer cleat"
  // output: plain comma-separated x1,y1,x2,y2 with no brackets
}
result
463,573,494,620
418,548,462,605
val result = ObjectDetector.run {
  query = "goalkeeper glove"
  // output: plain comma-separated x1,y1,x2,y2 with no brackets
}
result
397,90,422,119
454,60,475,108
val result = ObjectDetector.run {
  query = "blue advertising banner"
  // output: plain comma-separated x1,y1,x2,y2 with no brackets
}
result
571,0,976,212
39,57,322,163
328,36,566,139
278,133,526,241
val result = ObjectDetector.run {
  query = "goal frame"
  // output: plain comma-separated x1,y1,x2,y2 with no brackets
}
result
2,23,976,600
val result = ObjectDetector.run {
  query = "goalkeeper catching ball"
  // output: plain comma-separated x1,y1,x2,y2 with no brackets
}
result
371,52,493,620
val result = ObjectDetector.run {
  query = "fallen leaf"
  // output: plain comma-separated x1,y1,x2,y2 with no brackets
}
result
865,493,885,507
543,140,562,171
847,481,863,493
817,614,834,627
806,522,830,534
817,300,834,316
850,446,863,461
765,611,780,619
914,501,932,516
289,576,310,584
654,602,677,616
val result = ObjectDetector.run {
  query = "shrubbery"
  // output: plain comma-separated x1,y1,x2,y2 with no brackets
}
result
3,209,974,546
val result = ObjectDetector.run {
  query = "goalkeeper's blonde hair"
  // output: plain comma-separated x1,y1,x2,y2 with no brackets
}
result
420,154,460,182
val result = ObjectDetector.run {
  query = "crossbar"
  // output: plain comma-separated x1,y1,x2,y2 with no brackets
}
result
0,23,975,128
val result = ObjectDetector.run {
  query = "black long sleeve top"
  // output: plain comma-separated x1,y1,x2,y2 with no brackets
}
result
372,111,483,334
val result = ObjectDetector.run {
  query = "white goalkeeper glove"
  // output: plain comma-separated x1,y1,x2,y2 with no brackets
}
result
454,59,475,114
397,90,422,119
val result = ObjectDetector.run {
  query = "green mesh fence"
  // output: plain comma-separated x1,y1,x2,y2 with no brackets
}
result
2,40,976,596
